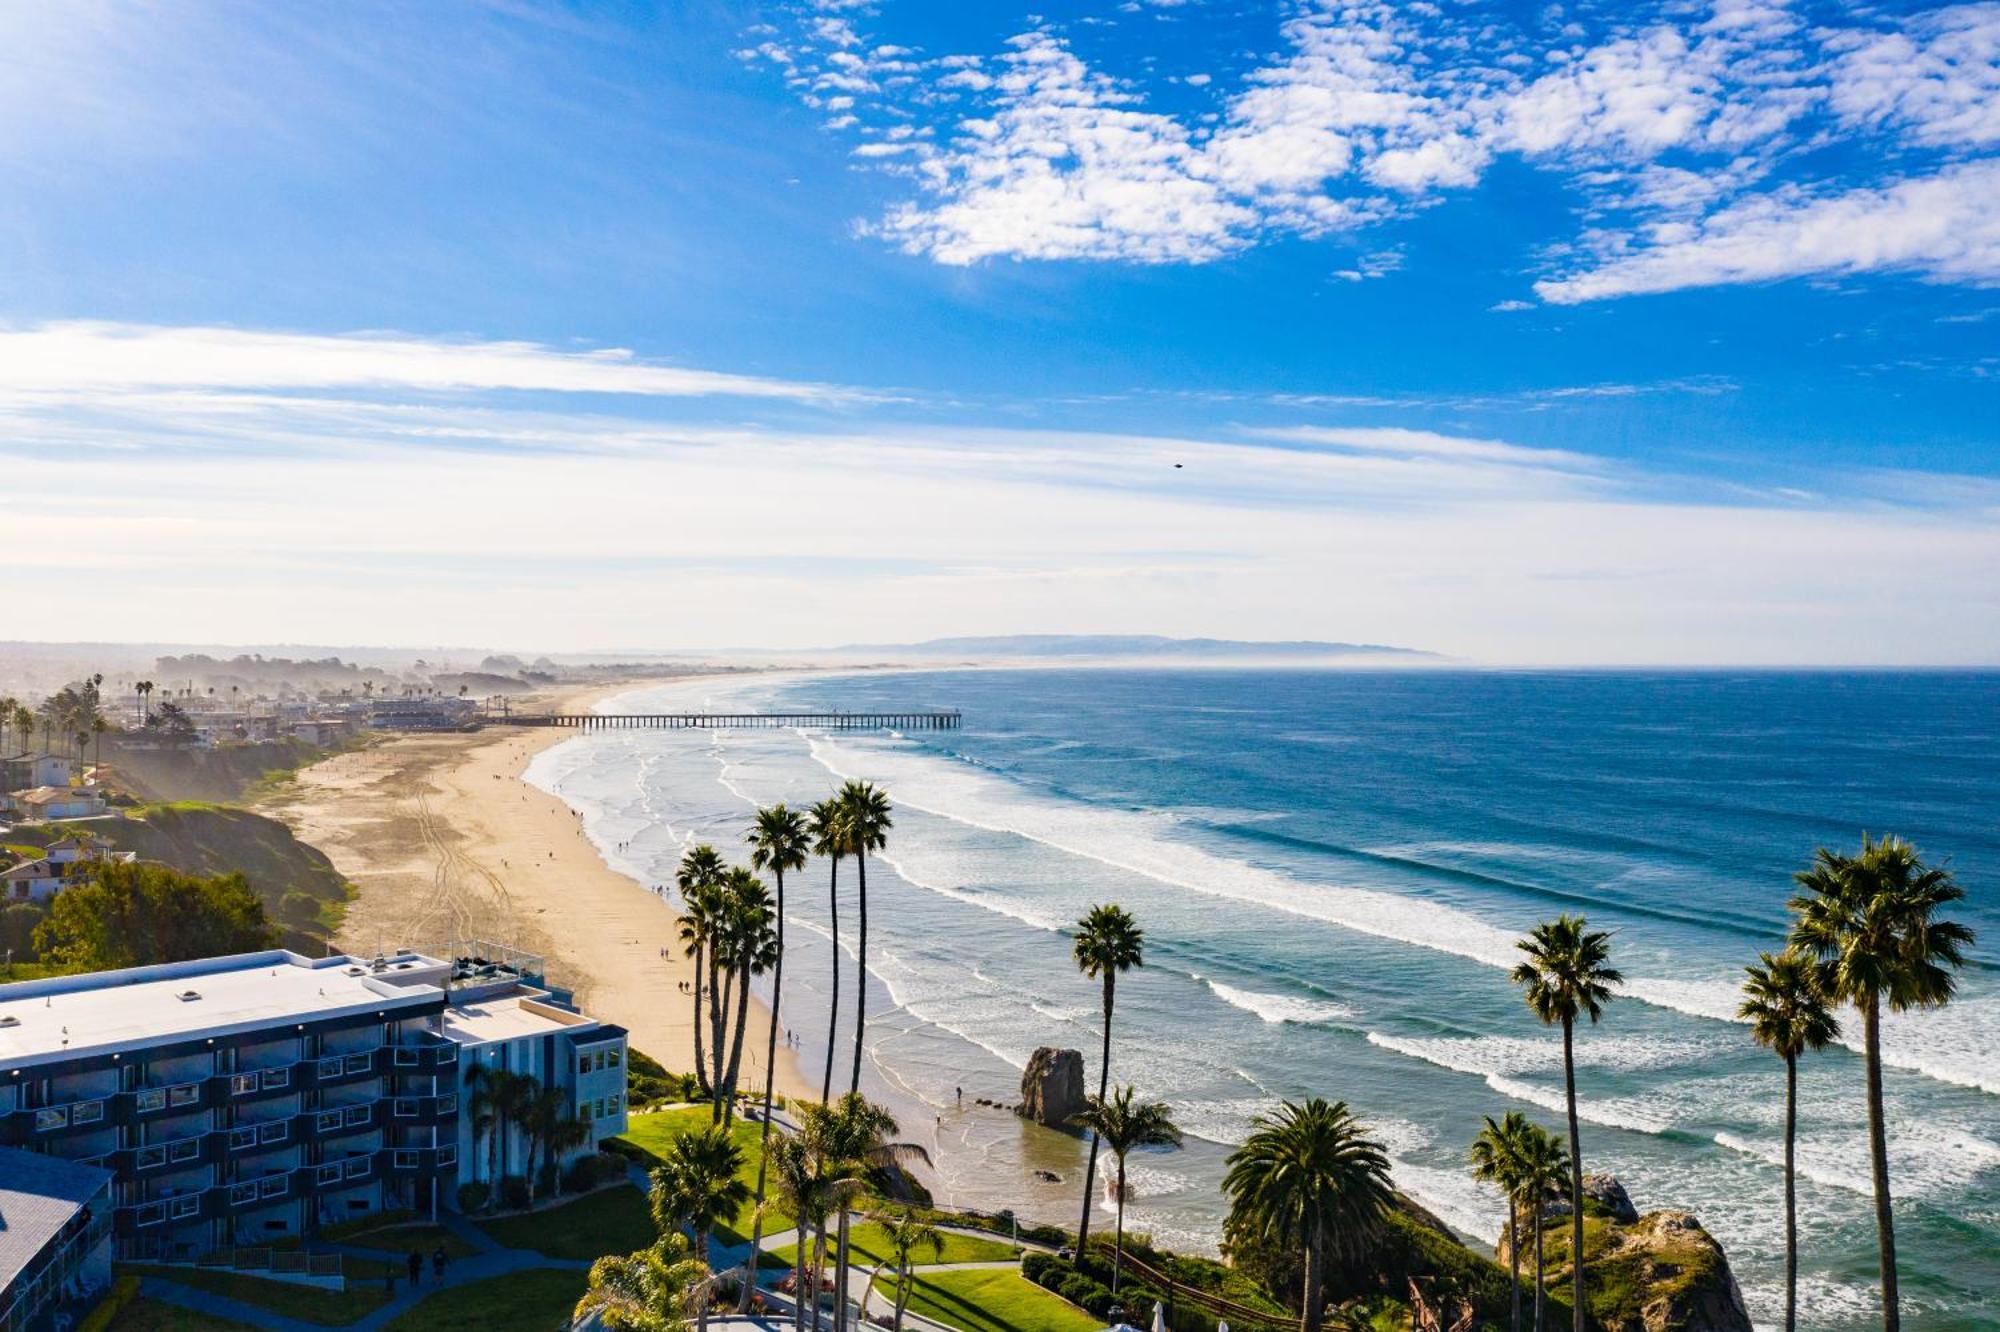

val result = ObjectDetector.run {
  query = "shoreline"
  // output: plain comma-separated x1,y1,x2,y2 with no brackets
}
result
265,676,814,1105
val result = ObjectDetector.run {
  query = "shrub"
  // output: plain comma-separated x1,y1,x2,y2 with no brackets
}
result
278,890,320,925
1021,1252,1061,1287
499,1175,530,1210
456,1181,491,1213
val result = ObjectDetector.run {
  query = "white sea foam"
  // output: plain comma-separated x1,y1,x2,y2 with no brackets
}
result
1201,978,1356,1026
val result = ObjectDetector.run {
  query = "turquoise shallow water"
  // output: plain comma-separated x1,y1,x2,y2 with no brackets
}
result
530,669,2000,1330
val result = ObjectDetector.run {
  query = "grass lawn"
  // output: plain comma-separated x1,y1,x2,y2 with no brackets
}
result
122,1266,392,1326
107,1298,256,1331
383,1268,588,1332
476,1185,656,1262
340,1222,481,1260
616,1105,790,1243
885,1269,1102,1332
772,1221,1020,1270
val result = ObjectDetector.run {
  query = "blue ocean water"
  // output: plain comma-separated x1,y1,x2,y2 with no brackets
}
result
530,669,2000,1330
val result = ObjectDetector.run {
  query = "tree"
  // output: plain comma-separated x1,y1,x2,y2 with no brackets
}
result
717,868,778,1121
1471,1112,1533,1332
805,1094,928,1332
34,862,275,973
1072,1086,1181,1292
837,780,892,1096
1512,1120,1570,1332
770,1134,830,1332
808,798,849,1105
1789,836,1972,1332
1222,1099,1393,1332
675,845,725,1100
0,903,44,966
871,1209,943,1331
522,1085,591,1203
743,803,811,1312
650,1123,750,1332
1739,949,1839,1332
574,1233,706,1332
146,700,197,749
1072,902,1144,1255
1511,914,1619,1332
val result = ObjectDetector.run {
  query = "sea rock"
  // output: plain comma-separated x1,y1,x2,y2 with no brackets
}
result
1017,1047,1086,1127
1507,1207,1751,1332
1585,1173,1641,1225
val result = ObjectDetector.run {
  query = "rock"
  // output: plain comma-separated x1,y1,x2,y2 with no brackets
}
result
1585,1173,1640,1225
1017,1047,1087,1127
1512,1208,1751,1332
1033,1169,1063,1184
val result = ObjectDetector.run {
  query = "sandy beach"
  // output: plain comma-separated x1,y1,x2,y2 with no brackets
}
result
264,679,813,1104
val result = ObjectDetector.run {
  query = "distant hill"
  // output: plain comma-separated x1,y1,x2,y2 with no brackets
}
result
833,634,1439,661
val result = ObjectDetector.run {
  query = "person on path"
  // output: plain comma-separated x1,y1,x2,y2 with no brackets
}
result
405,1251,422,1288
431,1246,448,1285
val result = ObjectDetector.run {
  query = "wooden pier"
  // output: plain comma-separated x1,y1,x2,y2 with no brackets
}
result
493,710,960,732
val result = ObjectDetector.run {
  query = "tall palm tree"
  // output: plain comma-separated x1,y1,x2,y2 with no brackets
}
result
1512,914,1620,1332
1740,949,1840,1332
1222,1098,1393,1332
1072,1086,1181,1292
676,845,725,1100
719,869,779,1121
1471,1111,1533,1332
522,1085,591,1203
808,799,849,1104
575,1233,705,1332
1071,902,1145,1256
770,1134,830,1331
462,1062,504,1205
1789,836,1972,1332
872,1209,943,1331
837,781,892,1096
0,697,16,754
743,804,811,1312
817,1094,928,1332
650,1123,751,1332
1512,1120,1570,1332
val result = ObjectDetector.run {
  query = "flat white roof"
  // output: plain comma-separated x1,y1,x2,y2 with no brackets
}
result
0,951,446,1070
439,993,584,1046
0,1145,110,1288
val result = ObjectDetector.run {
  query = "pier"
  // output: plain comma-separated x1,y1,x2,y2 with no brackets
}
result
493,709,960,731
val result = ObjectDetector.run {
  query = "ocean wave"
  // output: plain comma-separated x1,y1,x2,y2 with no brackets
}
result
1200,977,1357,1026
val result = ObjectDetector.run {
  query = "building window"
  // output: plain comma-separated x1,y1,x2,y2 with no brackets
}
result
258,1122,287,1144
317,1111,342,1134
342,1105,370,1127
393,1150,418,1170
135,1089,166,1114
436,1145,456,1167
344,1053,372,1075
169,1195,201,1220
317,1057,344,1080
136,1203,166,1227
317,1164,342,1186
136,1146,167,1171
259,1176,287,1199
73,1099,105,1126
435,1045,457,1065
230,1183,258,1206
230,1128,258,1152
230,1074,258,1096
345,1157,370,1179
167,1084,199,1108
393,1048,419,1067
607,1048,622,1068
169,1138,201,1163
393,1099,416,1118
436,1094,457,1115
34,1106,68,1131
261,1068,290,1090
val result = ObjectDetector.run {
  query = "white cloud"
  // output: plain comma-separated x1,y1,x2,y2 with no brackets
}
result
1535,159,2000,303
1824,4,2000,148
0,321,876,405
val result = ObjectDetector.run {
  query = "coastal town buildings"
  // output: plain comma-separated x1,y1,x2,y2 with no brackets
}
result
2,838,137,904
0,947,627,1266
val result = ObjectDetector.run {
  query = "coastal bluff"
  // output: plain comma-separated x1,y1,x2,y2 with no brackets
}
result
1018,1047,1086,1126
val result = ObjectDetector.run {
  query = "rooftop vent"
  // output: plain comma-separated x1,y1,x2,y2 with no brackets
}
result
176,990,202,1002
0,1015,19,1028
344,967,364,976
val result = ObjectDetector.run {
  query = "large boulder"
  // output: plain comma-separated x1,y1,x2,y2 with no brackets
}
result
1017,1047,1086,1127
1584,1173,1640,1225
1509,1202,1751,1332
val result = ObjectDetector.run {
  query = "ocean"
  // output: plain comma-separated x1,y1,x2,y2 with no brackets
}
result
526,668,2000,1330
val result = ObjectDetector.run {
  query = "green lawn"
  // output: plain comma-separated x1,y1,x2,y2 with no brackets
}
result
107,1297,256,1331
383,1268,588,1332
772,1220,1020,1270
121,1266,392,1326
475,1185,656,1262
884,1269,1102,1332
615,1105,790,1243
340,1223,481,1260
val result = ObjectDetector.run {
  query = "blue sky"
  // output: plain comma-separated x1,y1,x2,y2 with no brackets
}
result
1,1,1996,662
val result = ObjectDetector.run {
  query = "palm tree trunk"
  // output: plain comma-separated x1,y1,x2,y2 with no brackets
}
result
696,1230,711,1332
849,850,867,1095
1302,1219,1324,1332
711,952,731,1118
1533,1206,1546,1332
793,1234,807,1332
1563,1018,1584,1332
1508,1199,1521,1332
1112,1158,1126,1293
743,866,788,1314
723,958,753,1122
1863,997,1899,1332
835,1208,852,1332
893,1261,909,1332
1076,973,1115,1254
1784,1053,1797,1332
692,943,712,1098
824,857,840,1105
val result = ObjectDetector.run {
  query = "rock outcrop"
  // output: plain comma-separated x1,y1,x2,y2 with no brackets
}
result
1017,1047,1086,1127
1583,1173,1640,1225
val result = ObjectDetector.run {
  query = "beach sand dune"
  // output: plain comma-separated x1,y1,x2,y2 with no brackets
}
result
264,682,811,1102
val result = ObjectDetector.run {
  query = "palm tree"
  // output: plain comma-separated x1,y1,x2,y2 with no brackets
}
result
522,1085,591,1203
1512,914,1619,1332
743,804,811,1312
815,1094,928,1332
1071,902,1145,1256
1739,949,1840,1332
650,1124,751,1332
870,1209,943,1331
463,1061,505,1205
837,780,892,1096
676,845,725,1101
1222,1099,1393,1332
1789,836,1973,1332
575,1233,705,1331
1512,1120,1570,1332
770,1135,831,1331
1471,1111,1533,1332
718,869,779,1121
808,799,849,1104
1072,1086,1181,1292
485,1066,537,1192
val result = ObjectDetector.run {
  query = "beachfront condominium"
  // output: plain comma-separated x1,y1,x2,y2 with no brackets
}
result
0,948,628,1263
